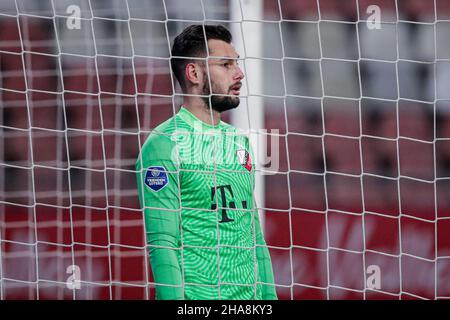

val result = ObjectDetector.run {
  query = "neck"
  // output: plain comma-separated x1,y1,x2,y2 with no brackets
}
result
183,95,221,126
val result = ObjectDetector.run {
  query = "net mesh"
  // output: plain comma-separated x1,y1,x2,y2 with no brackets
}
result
0,0,450,300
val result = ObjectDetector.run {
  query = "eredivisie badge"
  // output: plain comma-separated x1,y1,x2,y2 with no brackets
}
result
236,149,252,172
144,166,169,191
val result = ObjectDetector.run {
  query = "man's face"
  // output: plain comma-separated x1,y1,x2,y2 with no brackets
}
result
201,39,245,113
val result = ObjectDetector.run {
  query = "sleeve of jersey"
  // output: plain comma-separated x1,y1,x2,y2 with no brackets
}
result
254,205,278,300
136,134,183,300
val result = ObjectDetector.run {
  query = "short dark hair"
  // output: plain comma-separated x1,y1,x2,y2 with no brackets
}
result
170,25,232,89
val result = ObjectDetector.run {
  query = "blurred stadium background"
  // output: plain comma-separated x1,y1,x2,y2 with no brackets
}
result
1,0,450,299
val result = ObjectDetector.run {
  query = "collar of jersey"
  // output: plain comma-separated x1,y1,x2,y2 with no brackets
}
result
178,106,224,131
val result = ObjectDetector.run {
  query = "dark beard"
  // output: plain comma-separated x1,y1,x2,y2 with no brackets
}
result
202,80,240,113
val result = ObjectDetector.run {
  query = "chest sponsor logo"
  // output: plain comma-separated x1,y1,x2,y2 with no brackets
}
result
211,184,248,223
236,149,252,172
144,166,169,192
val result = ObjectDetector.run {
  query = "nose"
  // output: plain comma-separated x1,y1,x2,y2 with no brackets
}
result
234,65,244,81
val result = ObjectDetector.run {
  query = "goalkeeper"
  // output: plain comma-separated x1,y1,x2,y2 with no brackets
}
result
136,25,277,300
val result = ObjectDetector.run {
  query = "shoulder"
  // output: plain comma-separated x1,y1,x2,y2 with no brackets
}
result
136,117,178,166
141,112,192,151
137,112,194,166
142,126,175,152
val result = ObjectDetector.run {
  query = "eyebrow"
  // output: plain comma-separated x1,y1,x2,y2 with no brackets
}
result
213,55,240,61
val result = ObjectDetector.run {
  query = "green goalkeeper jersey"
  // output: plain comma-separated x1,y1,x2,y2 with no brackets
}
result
136,106,277,300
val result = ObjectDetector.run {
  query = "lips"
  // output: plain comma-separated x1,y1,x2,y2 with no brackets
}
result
230,83,242,95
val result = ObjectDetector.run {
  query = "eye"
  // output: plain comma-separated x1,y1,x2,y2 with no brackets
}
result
223,62,230,68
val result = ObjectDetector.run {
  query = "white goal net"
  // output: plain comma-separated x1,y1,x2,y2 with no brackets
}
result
0,0,449,300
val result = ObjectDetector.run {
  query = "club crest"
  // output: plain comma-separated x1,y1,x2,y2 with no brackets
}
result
236,149,252,172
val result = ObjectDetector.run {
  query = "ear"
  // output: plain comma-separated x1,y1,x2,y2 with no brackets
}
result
185,62,202,86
